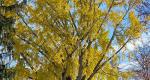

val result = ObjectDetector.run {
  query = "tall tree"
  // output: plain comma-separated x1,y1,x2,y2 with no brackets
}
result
0,0,146,80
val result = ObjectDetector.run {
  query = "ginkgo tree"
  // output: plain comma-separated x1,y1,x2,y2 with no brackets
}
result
0,0,146,80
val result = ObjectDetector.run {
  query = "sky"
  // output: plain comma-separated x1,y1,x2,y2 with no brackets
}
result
119,32,150,71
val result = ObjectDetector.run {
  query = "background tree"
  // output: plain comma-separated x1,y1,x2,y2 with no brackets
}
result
133,44,150,80
136,0,150,26
134,2,150,79
0,0,147,80
0,0,26,79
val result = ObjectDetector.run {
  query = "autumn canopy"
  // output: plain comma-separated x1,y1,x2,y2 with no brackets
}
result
0,0,146,80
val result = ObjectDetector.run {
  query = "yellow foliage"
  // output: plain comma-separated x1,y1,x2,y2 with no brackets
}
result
126,11,143,37
3,0,16,6
2,0,145,80
4,12,16,18
109,11,122,25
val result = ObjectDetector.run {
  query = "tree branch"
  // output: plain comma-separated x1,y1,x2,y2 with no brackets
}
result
69,11,79,36
76,50,84,80
20,53,34,70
